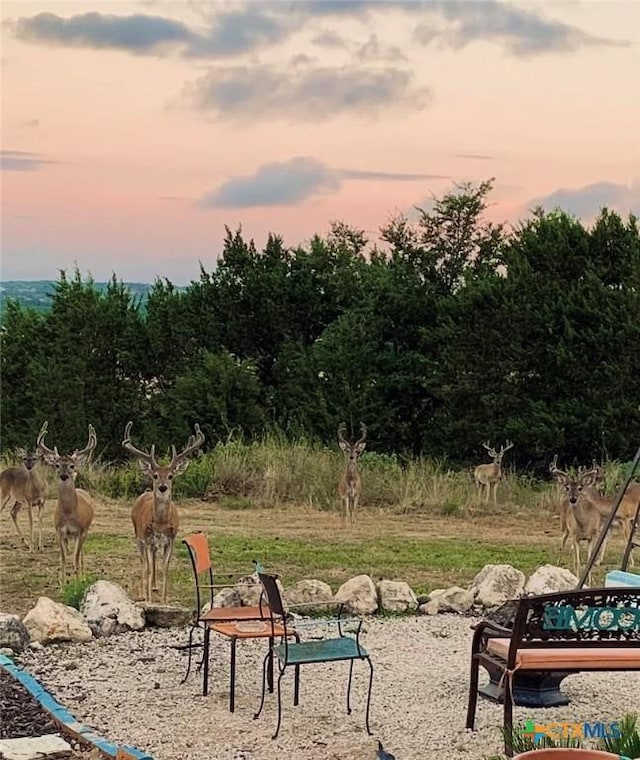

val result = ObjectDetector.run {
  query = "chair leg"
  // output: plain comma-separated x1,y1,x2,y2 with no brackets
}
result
229,637,237,713
346,659,354,715
180,624,196,684
466,654,480,730
202,626,211,697
267,636,274,693
272,669,285,740
364,657,374,736
253,651,270,720
293,664,300,706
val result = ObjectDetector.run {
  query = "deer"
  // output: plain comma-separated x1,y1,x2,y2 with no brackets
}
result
474,440,514,506
122,421,205,602
337,422,367,529
36,421,97,583
0,448,47,551
580,467,639,568
549,458,607,583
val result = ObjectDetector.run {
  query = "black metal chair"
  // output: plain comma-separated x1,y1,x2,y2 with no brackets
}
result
253,571,374,739
179,531,267,690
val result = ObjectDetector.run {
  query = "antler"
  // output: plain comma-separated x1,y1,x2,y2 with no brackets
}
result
337,422,348,444
73,424,97,461
355,422,367,445
549,454,568,479
501,440,514,454
122,421,158,468
169,424,205,469
36,420,59,459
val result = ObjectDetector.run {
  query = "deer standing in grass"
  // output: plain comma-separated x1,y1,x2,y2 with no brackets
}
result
579,463,639,568
122,421,205,602
36,421,97,583
0,448,47,550
474,440,513,506
338,423,367,529
550,458,606,583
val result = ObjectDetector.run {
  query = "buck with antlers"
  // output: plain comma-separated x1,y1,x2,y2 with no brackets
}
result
338,422,367,528
549,457,607,582
474,440,514,506
122,421,205,602
1,447,48,551
36,421,97,582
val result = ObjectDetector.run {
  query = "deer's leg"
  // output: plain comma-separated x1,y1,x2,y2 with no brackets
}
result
160,540,174,602
36,501,45,551
145,545,155,600
573,538,581,579
58,532,68,586
9,501,30,548
138,544,147,600
352,493,358,528
26,503,35,551
73,536,83,578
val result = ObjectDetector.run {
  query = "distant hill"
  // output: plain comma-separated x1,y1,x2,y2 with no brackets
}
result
0,280,155,313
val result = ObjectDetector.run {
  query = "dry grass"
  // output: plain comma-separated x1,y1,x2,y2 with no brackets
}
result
0,491,630,618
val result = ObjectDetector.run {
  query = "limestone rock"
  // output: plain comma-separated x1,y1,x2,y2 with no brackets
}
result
334,575,378,616
418,586,475,615
376,580,418,613
470,564,525,609
284,579,334,613
81,581,145,636
23,597,93,644
524,564,578,595
142,603,192,628
0,613,30,652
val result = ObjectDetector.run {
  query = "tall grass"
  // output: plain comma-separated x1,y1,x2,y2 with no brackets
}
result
1,437,636,515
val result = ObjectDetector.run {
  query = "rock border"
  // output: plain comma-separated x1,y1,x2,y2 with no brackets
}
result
0,653,153,760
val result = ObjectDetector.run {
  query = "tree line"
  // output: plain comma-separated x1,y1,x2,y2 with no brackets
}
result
2,180,639,473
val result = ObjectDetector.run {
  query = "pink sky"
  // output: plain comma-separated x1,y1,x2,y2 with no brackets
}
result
2,0,639,284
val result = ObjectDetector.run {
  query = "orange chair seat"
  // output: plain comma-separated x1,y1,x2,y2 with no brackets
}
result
211,620,289,639
201,605,266,622
487,637,640,670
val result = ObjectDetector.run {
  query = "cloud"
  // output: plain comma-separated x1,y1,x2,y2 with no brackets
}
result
0,150,55,171
531,180,640,219
312,30,348,48
199,156,442,209
186,64,430,120
453,153,494,161
199,157,340,208
12,9,294,58
357,33,406,62
19,118,40,128
413,1,628,57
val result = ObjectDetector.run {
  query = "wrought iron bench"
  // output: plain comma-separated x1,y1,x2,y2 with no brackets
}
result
466,587,640,757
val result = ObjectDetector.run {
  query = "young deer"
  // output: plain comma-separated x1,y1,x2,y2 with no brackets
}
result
1,448,47,551
550,458,605,583
474,440,513,506
36,421,97,583
338,422,367,529
122,421,205,602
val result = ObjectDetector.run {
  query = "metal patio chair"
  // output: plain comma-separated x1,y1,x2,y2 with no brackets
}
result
179,531,268,688
253,571,374,739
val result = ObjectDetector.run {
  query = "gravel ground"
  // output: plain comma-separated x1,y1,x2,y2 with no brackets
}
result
13,615,640,760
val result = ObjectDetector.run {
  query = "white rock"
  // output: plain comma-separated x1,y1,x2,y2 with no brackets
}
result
418,586,475,615
284,579,335,613
525,564,579,595
334,574,378,616
81,580,145,636
23,597,93,644
376,580,418,613
470,564,526,608
0,612,30,652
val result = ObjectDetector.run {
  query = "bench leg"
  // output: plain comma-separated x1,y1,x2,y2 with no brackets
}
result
466,654,480,730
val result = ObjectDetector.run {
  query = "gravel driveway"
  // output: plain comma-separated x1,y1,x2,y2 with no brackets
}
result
14,614,640,760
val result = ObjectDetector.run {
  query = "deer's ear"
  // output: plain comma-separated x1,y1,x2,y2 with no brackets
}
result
138,459,153,476
338,440,349,453
42,452,57,466
355,442,367,454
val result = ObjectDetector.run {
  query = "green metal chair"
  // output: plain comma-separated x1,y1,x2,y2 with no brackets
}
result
253,571,374,739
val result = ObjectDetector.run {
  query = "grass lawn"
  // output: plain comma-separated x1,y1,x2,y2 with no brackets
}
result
0,494,629,617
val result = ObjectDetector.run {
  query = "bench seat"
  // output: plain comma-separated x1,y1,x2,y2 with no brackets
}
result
486,637,640,669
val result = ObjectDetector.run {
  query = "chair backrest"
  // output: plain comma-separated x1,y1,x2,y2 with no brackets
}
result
182,531,214,614
509,587,640,662
258,572,287,618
